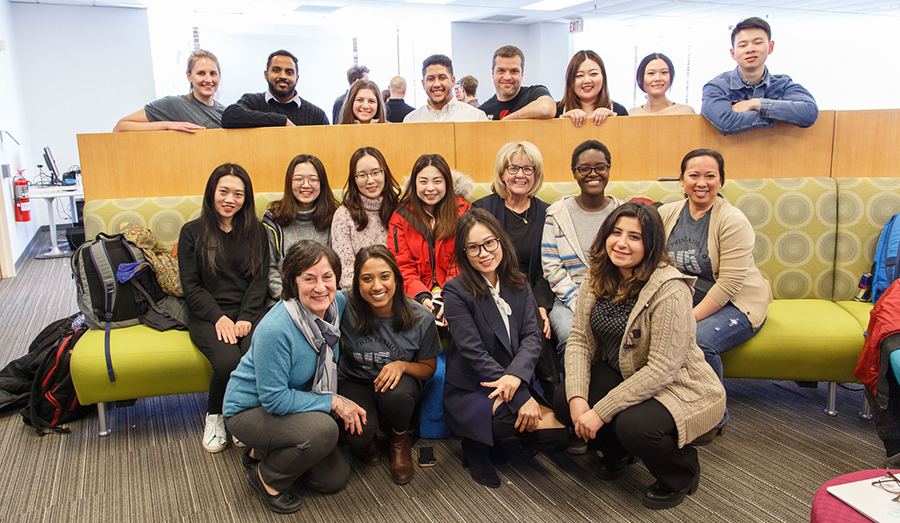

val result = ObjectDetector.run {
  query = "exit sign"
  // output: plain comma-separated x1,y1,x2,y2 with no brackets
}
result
569,18,583,33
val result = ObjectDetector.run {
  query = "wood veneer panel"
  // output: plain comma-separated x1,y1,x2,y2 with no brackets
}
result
832,109,900,178
454,112,835,183
77,122,455,200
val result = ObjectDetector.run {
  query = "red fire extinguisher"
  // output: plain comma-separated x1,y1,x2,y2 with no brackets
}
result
14,169,30,222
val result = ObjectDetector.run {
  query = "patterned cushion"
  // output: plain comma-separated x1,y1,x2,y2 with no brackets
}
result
833,178,900,301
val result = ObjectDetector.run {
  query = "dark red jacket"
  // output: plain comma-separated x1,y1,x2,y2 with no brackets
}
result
855,279,900,404
387,197,470,302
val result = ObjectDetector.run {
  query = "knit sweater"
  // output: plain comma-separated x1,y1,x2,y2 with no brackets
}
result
565,265,726,447
331,196,389,289
223,294,346,418
658,198,772,329
541,195,623,309
221,92,329,128
263,208,331,303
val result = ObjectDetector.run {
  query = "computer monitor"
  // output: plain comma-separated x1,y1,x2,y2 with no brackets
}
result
43,146,61,186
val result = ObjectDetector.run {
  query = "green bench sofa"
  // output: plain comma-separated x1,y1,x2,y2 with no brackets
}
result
73,177,900,436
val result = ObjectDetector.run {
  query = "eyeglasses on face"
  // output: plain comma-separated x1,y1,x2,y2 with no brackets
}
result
292,176,320,187
574,164,610,176
465,238,500,258
506,165,535,176
355,169,385,181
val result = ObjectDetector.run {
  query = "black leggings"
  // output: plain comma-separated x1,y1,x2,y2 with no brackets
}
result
189,311,254,415
553,362,699,492
337,375,422,449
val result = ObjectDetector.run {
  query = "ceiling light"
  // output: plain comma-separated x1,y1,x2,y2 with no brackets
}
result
522,0,586,11
406,0,455,4
880,4,898,9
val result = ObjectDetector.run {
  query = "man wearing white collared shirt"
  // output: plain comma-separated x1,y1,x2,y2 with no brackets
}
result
403,54,488,123
222,49,329,128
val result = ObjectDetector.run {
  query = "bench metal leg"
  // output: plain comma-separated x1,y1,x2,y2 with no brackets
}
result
860,396,874,420
825,382,838,416
97,402,111,437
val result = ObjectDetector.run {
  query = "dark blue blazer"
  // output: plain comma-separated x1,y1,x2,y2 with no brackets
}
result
442,276,542,445
471,194,554,310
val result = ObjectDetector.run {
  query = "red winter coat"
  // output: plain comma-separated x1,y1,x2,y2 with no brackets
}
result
387,197,470,301
854,279,900,403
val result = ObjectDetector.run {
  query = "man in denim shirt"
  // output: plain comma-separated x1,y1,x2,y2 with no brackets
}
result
701,17,817,136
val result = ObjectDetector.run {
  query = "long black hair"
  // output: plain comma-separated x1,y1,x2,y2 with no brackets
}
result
267,154,338,230
453,208,526,301
197,163,265,276
342,147,401,231
350,245,417,335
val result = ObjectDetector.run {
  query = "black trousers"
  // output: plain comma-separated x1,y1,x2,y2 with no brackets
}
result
188,311,254,415
553,362,699,492
337,375,422,450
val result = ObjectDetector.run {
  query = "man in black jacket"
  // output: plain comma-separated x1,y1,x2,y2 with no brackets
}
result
222,50,329,128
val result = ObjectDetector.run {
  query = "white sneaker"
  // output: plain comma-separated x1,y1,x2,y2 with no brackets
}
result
203,413,227,453
232,435,245,448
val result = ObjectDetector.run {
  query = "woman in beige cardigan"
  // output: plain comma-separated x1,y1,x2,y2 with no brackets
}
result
552,201,725,510
658,148,772,444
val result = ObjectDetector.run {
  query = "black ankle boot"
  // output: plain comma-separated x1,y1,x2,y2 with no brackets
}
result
641,470,700,510
461,438,500,488
597,453,635,481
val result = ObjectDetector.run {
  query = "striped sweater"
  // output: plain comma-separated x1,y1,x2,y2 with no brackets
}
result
541,195,623,310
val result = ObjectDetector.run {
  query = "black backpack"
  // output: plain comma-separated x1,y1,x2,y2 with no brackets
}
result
71,233,188,382
20,326,93,435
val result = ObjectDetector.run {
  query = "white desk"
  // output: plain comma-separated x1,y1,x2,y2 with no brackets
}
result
29,186,84,259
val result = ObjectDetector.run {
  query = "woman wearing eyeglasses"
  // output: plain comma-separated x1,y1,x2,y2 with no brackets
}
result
263,154,339,303
387,154,471,319
331,147,402,289
542,140,623,365
472,142,559,399
443,209,568,488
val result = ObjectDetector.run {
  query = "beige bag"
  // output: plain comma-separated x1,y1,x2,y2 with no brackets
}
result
118,222,183,297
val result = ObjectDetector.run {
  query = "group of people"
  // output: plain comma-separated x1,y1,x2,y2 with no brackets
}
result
115,17,817,136
172,129,772,513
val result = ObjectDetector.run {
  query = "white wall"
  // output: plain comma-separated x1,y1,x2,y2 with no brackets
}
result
11,4,156,182
0,0,40,272
147,13,451,118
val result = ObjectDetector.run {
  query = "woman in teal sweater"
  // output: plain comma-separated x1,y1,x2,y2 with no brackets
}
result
224,241,366,515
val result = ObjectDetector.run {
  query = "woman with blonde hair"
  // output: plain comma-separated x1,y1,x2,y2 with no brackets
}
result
115,50,224,132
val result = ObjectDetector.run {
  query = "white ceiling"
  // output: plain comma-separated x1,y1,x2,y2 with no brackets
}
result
11,0,900,26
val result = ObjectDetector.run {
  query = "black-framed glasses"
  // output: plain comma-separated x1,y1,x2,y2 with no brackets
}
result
872,471,900,501
506,165,535,176
465,238,500,258
355,169,384,181
574,164,610,176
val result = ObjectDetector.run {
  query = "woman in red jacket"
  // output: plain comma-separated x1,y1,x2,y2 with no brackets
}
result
388,154,470,322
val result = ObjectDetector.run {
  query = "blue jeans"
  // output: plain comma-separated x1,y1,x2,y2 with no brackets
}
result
695,303,763,427
548,298,574,359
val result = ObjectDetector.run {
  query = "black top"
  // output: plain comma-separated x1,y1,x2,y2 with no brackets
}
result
178,219,269,324
478,85,552,121
590,296,637,373
555,101,629,118
222,92,329,128
332,92,347,125
385,99,415,123
472,193,553,309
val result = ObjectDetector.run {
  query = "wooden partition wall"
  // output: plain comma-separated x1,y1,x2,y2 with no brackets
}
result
77,109,895,201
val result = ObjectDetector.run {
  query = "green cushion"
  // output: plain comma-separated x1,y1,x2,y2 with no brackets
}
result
835,300,873,333
720,300,862,383
71,326,212,405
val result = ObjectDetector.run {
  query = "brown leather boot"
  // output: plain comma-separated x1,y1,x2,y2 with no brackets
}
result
388,430,414,484
353,435,381,466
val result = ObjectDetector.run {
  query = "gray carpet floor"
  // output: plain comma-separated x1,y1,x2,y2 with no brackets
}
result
0,231,886,522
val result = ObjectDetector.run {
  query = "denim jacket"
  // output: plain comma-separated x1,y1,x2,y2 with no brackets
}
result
700,67,818,135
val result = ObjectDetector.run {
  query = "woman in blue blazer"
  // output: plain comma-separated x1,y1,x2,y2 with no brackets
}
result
443,209,568,488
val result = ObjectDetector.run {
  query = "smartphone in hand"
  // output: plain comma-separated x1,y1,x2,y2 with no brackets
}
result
431,299,447,327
